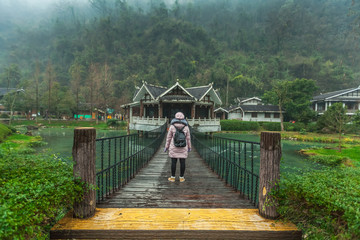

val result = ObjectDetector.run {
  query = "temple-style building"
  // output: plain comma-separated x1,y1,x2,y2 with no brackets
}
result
122,81,222,132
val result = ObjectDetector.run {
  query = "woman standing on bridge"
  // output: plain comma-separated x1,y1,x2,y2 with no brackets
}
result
164,112,191,182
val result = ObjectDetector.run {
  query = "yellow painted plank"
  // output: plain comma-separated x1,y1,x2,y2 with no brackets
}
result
52,208,298,232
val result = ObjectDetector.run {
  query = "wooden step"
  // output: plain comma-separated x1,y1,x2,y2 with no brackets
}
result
50,208,301,239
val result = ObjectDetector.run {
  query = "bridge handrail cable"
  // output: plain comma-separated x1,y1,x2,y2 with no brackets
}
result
191,130,260,206
95,123,167,203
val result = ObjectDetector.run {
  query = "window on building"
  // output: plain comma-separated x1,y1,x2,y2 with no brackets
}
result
265,113,271,118
251,112,257,118
274,113,280,118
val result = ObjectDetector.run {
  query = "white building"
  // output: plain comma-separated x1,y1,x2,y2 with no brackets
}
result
311,86,360,115
226,97,282,122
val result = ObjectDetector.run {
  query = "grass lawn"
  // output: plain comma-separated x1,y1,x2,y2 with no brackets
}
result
0,134,45,153
281,131,360,144
304,145,360,164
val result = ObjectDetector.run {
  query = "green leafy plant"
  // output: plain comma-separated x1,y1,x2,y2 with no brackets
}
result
0,152,84,239
308,154,347,166
274,168,360,239
299,128,307,135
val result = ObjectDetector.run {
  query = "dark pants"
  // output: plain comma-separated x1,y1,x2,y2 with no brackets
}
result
171,158,185,177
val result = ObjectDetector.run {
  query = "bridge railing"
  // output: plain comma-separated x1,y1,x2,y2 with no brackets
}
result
191,131,260,206
95,123,167,203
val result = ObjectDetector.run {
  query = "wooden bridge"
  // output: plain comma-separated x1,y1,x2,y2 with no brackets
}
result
50,127,301,239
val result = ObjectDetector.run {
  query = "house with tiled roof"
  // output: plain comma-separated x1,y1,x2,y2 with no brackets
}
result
228,104,282,122
215,97,282,122
311,85,360,115
122,81,222,132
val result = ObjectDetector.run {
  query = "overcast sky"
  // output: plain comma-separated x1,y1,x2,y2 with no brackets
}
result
0,0,196,27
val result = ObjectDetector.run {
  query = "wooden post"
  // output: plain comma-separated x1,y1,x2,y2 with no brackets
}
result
73,127,96,219
259,132,281,219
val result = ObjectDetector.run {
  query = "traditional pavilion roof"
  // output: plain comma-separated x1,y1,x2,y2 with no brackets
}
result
145,84,167,99
160,95,194,101
186,85,211,100
312,86,360,101
131,81,222,105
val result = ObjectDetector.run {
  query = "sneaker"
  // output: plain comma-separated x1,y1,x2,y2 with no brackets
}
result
179,177,185,182
168,176,175,182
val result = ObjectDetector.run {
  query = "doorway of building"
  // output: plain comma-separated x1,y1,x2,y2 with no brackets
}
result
163,103,191,120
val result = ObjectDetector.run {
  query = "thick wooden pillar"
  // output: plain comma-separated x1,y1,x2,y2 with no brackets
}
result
191,103,196,118
159,102,163,118
140,100,144,117
259,132,281,219
73,127,96,219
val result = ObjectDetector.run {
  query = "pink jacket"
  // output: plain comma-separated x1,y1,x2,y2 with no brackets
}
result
165,112,191,159
165,123,191,159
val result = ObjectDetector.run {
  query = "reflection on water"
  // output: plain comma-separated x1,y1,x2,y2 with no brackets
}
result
32,128,126,159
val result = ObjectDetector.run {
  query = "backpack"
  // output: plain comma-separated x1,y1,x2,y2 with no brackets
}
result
173,125,187,147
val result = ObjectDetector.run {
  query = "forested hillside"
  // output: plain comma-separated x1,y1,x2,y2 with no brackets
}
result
0,0,359,116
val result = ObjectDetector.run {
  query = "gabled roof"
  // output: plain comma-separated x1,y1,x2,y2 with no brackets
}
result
312,86,360,101
158,81,195,100
214,107,229,113
186,83,222,105
235,96,262,103
132,81,222,104
186,85,211,100
146,84,167,99
133,82,167,101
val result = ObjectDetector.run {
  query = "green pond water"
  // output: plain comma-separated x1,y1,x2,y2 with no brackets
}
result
33,128,331,172
32,128,127,159
214,133,330,172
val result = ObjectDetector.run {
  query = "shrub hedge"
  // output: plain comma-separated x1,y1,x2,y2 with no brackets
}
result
220,120,260,131
274,167,360,239
0,152,83,239
0,124,12,142
220,120,309,132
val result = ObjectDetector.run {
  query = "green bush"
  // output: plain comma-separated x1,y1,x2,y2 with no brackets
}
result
283,122,306,131
220,120,260,131
106,119,127,129
0,153,83,239
0,123,12,142
305,122,318,132
274,168,360,239
308,154,347,167
106,119,119,127
261,122,281,131
0,113,9,118
5,125,17,133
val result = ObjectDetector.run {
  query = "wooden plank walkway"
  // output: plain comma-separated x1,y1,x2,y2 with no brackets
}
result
51,144,302,239
97,145,254,208
51,208,301,239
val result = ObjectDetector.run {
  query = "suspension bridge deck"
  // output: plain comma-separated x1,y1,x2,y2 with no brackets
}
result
51,146,301,239
96,147,254,208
